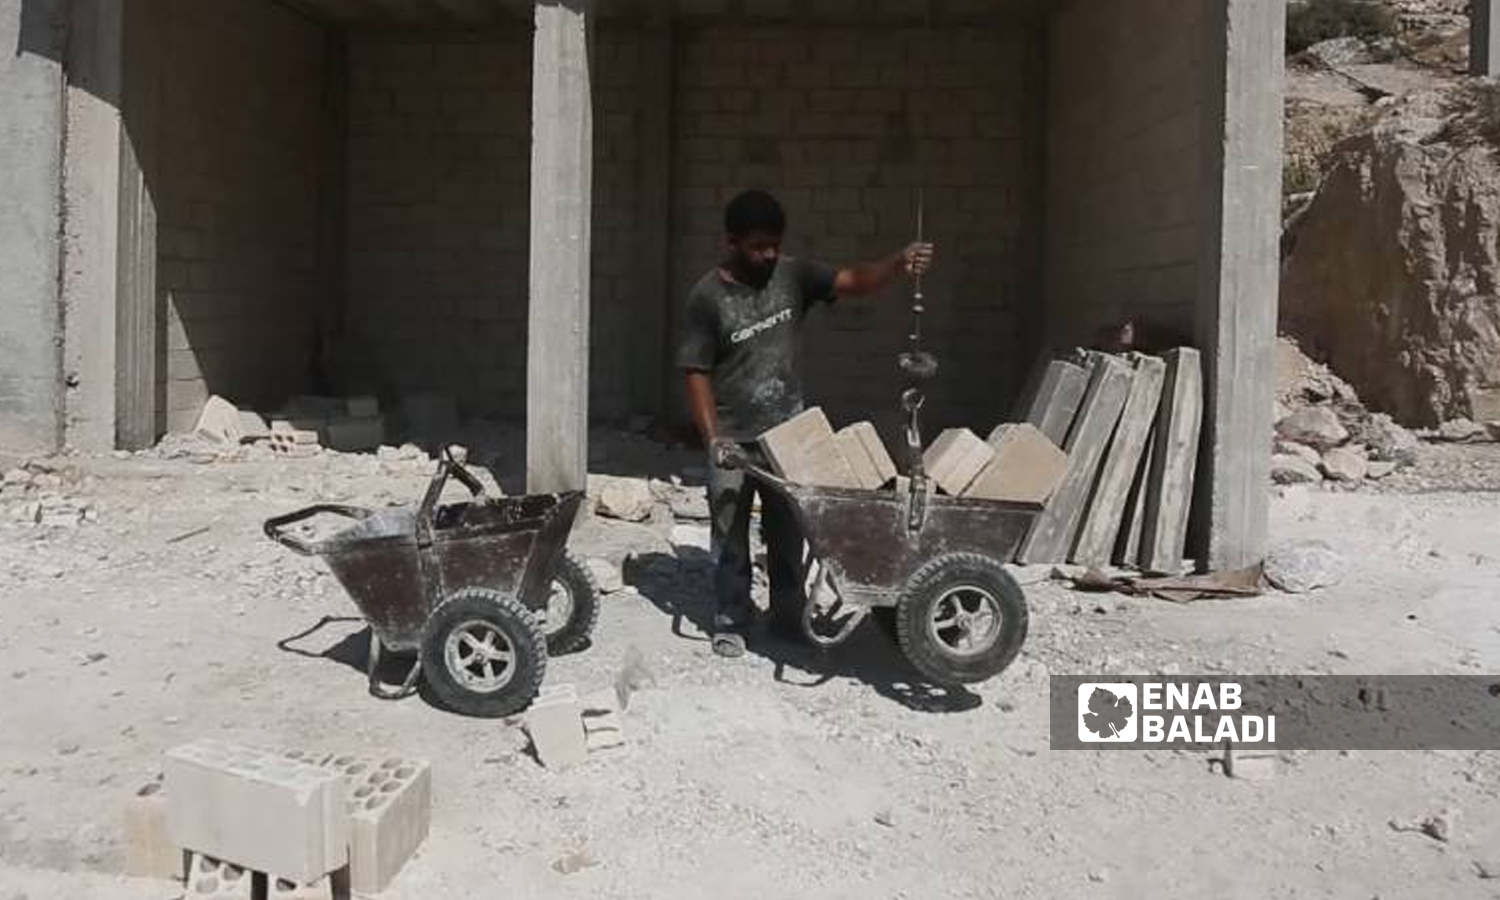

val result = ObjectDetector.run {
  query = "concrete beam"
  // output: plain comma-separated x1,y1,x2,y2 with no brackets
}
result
527,0,594,493
1474,0,1498,77
0,0,66,454
1193,0,1284,570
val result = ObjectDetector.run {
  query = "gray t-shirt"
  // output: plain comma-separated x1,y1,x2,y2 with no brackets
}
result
676,257,840,441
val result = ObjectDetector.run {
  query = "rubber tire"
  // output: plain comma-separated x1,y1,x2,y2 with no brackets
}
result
535,551,600,656
895,552,1028,685
421,588,547,718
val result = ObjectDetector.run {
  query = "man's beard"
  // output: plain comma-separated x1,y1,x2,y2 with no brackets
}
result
743,259,776,288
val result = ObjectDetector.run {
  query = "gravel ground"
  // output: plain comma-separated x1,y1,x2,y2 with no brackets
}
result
1,437,1498,899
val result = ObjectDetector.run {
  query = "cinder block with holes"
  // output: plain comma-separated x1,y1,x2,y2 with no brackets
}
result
124,777,188,880
343,756,433,895
183,853,253,899
164,740,349,885
263,869,348,899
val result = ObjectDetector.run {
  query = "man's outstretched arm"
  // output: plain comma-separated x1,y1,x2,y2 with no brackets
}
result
833,242,934,298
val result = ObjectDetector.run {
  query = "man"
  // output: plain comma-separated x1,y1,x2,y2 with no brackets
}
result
677,189,935,658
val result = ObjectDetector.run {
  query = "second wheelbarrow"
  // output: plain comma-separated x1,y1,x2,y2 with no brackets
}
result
264,451,598,717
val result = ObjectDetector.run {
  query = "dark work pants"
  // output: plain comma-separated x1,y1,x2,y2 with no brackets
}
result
707,444,806,634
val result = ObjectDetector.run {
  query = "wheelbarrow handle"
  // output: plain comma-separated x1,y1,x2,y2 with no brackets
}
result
416,454,489,539
263,504,373,556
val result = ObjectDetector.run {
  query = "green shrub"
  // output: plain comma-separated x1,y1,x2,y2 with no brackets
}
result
1286,0,1398,55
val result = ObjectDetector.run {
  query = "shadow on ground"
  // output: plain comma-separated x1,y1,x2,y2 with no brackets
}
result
625,550,982,714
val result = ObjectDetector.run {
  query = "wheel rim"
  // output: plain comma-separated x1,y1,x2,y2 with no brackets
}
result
541,578,574,637
443,619,516,693
926,585,1003,657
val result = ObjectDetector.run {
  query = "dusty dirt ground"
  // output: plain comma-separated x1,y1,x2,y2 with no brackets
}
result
2,433,1499,900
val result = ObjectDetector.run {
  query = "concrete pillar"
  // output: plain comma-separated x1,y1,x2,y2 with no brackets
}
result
527,0,594,493
116,0,162,449
0,0,67,455
62,0,124,451
1474,0,1498,77
630,21,673,418
1193,0,1284,570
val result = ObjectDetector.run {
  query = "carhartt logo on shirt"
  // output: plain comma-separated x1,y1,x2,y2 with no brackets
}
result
730,308,793,345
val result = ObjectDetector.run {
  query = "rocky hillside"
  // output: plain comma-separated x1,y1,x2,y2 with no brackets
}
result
1280,0,1500,428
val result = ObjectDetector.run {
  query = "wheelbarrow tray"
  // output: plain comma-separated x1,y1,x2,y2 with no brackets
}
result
314,492,583,651
758,472,1042,607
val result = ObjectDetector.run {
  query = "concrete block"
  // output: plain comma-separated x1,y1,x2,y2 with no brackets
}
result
346,395,380,417
325,415,384,452
525,685,588,770
183,853,254,898
964,423,1066,505
1018,353,1134,564
833,422,896,490
756,407,857,488
396,392,460,438
1072,354,1168,567
195,396,244,445
581,688,625,754
923,428,994,496
164,739,349,885
124,778,187,881
238,410,270,442
342,757,432,896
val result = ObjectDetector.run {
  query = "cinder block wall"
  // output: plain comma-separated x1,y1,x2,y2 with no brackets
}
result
344,27,644,422
152,0,325,433
1045,0,1206,346
670,24,1045,441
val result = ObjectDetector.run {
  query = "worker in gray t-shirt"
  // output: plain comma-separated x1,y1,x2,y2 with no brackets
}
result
676,189,934,658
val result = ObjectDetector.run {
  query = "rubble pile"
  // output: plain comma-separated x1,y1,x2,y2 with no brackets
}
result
1270,337,1493,487
0,460,96,528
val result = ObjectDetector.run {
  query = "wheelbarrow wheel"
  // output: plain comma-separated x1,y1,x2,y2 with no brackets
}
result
535,551,600,656
895,552,1028,685
421,588,547,718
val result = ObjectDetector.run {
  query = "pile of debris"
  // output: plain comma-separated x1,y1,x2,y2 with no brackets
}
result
1,459,96,528
1268,337,1491,486
127,739,432,896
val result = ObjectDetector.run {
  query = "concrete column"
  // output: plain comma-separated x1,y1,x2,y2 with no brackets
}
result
527,0,594,493
630,21,673,418
1193,0,1284,570
116,0,162,449
1474,0,1498,77
62,0,124,451
0,0,67,455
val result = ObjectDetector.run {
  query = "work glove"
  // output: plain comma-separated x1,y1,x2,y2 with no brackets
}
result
710,439,749,470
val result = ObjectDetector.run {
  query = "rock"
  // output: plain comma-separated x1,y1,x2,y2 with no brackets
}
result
1264,540,1343,593
1350,413,1420,464
194,395,244,444
1437,418,1487,443
586,558,624,594
1320,445,1369,481
873,809,894,828
1282,85,1500,427
1475,859,1500,880
595,477,654,522
1271,454,1323,485
1276,407,1348,449
1274,440,1321,465
1273,399,1291,425
1367,460,1397,480
1299,36,1378,67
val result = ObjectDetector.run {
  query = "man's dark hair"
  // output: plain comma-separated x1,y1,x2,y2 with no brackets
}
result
724,189,786,237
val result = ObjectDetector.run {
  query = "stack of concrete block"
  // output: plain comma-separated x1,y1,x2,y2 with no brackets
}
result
138,739,432,896
270,395,386,453
1009,347,1205,570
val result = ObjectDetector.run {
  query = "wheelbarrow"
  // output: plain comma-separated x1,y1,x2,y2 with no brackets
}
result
263,450,598,717
725,389,1040,686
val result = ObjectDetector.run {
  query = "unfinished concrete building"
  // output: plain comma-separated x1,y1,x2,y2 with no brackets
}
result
0,0,1283,567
